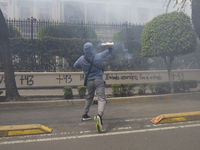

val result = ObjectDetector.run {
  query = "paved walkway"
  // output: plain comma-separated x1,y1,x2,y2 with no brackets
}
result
0,84,200,97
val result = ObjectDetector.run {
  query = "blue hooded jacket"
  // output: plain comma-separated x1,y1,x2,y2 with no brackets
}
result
73,42,112,80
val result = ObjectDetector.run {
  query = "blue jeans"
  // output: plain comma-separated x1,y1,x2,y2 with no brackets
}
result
84,78,106,116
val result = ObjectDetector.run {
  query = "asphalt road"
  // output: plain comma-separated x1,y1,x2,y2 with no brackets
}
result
0,96,200,150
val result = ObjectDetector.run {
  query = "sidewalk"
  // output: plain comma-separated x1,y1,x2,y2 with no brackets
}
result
1,84,200,96
1,84,199,97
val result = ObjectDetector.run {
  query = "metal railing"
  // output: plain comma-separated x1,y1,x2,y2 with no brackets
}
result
5,18,144,72
6,18,141,41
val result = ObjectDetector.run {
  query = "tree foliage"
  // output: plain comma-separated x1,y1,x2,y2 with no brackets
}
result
166,0,200,39
141,11,197,58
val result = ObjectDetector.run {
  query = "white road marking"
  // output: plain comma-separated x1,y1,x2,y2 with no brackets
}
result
1,123,200,145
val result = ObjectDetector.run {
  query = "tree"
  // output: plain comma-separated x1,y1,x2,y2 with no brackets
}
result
0,9,21,101
141,11,197,93
166,0,200,39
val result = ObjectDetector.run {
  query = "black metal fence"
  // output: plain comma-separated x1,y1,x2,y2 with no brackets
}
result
6,18,139,41
5,18,145,72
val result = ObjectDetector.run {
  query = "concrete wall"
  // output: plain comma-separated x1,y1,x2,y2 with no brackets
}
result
0,70,199,89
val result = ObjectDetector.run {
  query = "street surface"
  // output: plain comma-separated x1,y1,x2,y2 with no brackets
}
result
0,96,200,150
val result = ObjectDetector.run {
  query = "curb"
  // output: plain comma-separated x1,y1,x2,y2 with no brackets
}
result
0,92,200,109
151,111,200,124
0,124,52,137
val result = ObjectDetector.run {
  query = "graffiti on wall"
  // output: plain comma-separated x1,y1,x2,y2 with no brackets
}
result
56,75,73,84
20,75,34,85
0,72,186,87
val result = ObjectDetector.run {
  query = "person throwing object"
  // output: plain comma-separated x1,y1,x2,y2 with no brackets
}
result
73,42,113,133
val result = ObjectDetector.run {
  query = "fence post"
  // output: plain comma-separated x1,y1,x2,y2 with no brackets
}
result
81,20,84,55
125,21,129,70
30,17,36,71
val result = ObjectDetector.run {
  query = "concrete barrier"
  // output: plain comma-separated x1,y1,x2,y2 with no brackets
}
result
151,111,200,124
0,124,52,137
0,70,199,89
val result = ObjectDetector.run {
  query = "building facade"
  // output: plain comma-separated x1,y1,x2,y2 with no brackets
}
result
0,0,190,24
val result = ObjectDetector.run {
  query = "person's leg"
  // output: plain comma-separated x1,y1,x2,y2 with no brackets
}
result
94,78,106,132
84,80,95,115
95,78,106,116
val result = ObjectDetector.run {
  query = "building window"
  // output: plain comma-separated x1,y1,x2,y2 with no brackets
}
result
108,4,128,23
64,2,84,22
40,8,49,20
20,7,30,20
87,3,106,22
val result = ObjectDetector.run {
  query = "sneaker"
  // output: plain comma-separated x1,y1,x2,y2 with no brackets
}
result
81,114,91,121
94,115,103,133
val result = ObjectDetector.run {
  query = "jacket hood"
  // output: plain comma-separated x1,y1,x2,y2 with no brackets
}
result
83,42,95,60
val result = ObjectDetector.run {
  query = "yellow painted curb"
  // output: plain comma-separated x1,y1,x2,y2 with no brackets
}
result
0,124,52,137
151,111,200,124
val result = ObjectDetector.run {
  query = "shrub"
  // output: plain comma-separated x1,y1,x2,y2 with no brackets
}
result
119,83,127,97
138,89,144,95
111,83,121,97
0,91,3,95
173,81,181,93
124,83,134,96
174,80,197,92
111,83,133,97
149,80,197,94
9,37,100,71
7,23,23,38
63,86,73,99
38,24,97,39
155,82,171,94
77,86,87,99
138,83,147,95
148,83,156,94
180,80,197,92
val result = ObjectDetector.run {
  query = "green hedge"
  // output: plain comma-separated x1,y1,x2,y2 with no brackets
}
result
7,36,149,72
63,86,73,99
77,86,87,99
7,23,23,38
112,83,134,97
138,83,147,95
9,37,100,71
173,80,197,92
38,24,97,39
113,25,144,42
148,80,197,94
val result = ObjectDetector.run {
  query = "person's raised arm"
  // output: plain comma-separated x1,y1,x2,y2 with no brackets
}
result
73,57,82,69
99,46,113,59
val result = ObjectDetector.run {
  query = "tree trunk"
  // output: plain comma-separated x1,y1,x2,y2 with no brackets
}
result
163,56,174,93
0,9,21,101
192,0,200,39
